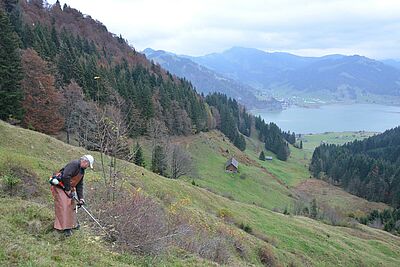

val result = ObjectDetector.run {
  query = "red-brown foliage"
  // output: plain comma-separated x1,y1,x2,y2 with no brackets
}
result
21,48,64,134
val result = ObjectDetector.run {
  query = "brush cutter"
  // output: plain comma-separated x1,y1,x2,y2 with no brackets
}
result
73,196,116,241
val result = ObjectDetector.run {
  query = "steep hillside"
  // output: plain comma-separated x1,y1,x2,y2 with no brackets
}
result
1,0,209,137
143,48,282,110
2,121,400,266
0,0,291,155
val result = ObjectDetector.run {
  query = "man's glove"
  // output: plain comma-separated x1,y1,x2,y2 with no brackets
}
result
78,199,85,207
69,191,78,200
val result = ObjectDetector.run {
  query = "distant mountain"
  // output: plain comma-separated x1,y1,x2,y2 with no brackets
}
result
190,46,316,90
277,55,400,96
381,59,400,70
143,48,282,109
191,47,400,100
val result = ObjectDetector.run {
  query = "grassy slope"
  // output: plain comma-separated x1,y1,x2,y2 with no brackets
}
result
183,128,387,215
179,131,294,210
0,122,217,267
299,131,378,153
1,121,400,266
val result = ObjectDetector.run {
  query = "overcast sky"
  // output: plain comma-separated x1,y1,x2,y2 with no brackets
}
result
48,0,400,59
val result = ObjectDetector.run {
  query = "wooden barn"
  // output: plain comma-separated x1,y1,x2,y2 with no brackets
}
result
225,157,239,173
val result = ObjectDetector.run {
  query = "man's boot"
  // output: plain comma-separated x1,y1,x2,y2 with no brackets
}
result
64,229,73,237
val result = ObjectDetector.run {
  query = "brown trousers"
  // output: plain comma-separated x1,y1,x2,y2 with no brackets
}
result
51,186,77,230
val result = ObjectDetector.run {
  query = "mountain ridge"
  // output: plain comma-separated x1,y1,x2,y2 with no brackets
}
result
143,48,282,110
179,46,400,102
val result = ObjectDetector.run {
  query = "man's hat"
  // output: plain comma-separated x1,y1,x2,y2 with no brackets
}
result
82,154,94,169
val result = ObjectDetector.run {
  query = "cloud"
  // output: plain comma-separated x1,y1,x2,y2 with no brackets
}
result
49,0,400,59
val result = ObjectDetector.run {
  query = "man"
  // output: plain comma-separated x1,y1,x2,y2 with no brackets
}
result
51,155,94,236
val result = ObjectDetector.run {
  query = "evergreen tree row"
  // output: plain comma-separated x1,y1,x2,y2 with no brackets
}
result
255,116,290,161
0,7,24,121
310,126,400,207
205,93,249,151
0,1,291,162
0,0,208,137
205,93,291,158
282,131,296,145
357,208,400,235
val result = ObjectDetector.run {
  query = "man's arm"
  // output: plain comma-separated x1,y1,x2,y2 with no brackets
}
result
76,176,84,200
62,161,78,192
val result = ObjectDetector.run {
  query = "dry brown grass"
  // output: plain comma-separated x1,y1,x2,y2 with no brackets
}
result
294,179,388,215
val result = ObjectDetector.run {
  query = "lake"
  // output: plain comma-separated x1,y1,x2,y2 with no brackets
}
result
253,104,400,134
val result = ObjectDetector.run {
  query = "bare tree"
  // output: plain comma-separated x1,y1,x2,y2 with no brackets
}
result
210,106,221,129
77,99,131,201
168,144,194,179
61,80,85,144
147,118,169,149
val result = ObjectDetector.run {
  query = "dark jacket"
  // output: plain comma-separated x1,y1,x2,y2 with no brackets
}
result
61,159,85,199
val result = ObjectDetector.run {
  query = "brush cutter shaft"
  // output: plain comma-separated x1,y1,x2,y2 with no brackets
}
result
73,196,111,238
80,205,105,231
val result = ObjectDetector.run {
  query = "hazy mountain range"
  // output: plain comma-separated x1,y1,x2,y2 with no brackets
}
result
143,48,281,110
145,46,400,106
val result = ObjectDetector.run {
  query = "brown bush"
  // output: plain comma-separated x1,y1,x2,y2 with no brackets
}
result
259,246,277,267
87,188,237,264
174,227,231,264
101,190,170,255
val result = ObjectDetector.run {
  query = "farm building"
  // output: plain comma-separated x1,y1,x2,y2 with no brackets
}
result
225,157,239,173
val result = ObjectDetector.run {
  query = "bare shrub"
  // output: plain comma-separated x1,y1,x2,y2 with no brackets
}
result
258,246,277,267
293,194,311,216
233,238,248,259
321,205,346,226
101,190,171,255
89,189,239,264
173,224,232,264
368,218,383,229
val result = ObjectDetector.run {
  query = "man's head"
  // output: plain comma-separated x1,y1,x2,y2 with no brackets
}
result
80,155,94,169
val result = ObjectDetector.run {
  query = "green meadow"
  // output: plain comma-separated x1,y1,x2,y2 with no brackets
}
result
1,121,399,266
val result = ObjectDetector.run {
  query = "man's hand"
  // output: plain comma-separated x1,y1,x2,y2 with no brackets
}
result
78,199,85,207
69,191,78,200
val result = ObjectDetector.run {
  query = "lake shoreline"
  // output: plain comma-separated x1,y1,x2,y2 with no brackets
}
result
252,103,400,134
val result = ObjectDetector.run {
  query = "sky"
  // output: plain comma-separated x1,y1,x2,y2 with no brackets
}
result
48,0,400,59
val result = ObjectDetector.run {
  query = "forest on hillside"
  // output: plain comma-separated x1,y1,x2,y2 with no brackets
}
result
310,126,400,207
0,0,291,163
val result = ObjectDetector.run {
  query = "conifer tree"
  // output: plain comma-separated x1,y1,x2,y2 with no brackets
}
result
151,145,167,176
0,9,24,120
310,198,318,219
259,151,266,161
133,142,145,167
